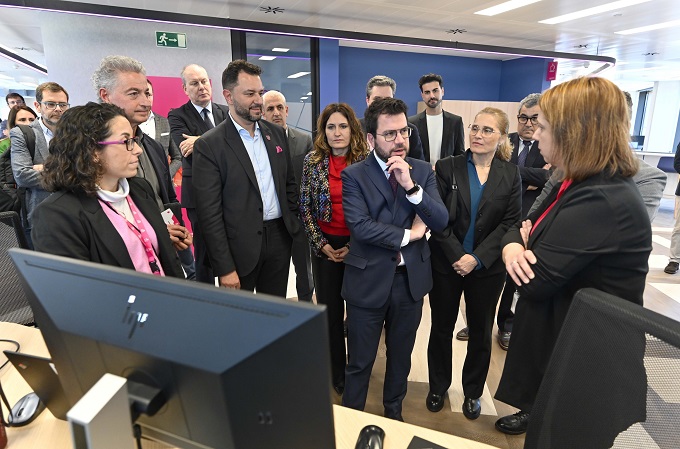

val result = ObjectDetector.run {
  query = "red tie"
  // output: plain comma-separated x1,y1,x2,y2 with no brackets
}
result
388,171,398,196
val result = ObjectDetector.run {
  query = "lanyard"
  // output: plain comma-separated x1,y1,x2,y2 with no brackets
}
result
530,179,573,237
103,197,161,275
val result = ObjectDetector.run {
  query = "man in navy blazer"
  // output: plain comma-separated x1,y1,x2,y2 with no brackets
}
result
193,60,300,297
341,98,447,420
168,64,229,284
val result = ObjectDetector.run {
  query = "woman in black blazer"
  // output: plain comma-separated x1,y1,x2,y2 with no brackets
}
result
494,77,652,440
32,102,185,278
426,107,521,419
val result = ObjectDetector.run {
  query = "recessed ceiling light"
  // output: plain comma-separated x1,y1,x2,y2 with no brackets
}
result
259,6,284,14
259,56,277,61
288,71,311,79
539,0,652,25
616,19,680,35
300,96,309,100
306,92,312,96
272,48,289,52
0,73,13,80
475,0,542,16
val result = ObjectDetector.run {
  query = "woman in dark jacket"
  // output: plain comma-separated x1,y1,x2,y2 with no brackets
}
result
494,77,652,442
32,102,186,278
426,107,521,419
298,103,369,395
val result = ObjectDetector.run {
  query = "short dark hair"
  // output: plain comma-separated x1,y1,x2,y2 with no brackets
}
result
6,93,25,105
418,73,443,91
42,102,126,196
8,105,37,128
222,60,262,90
36,82,69,103
364,97,408,136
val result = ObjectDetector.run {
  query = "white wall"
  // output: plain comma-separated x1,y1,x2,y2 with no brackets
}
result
644,81,680,153
40,11,232,107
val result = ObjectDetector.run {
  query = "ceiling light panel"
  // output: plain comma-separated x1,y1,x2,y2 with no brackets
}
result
539,0,653,25
475,0,543,16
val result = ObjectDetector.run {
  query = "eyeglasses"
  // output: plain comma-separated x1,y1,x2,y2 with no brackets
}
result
468,124,498,137
98,136,142,152
517,115,538,125
377,127,412,142
40,101,70,111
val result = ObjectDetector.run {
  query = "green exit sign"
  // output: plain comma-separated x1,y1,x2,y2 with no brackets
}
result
156,31,187,48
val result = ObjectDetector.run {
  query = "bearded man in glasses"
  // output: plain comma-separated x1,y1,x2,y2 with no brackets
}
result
10,81,70,247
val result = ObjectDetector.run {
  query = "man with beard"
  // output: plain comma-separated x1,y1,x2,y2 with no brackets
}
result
193,60,300,297
340,97,447,420
11,82,70,247
409,73,465,166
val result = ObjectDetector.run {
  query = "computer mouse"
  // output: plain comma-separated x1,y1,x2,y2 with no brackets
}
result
354,424,385,449
8,392,45,426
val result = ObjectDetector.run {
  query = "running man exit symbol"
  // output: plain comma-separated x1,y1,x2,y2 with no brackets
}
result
156,31,187,48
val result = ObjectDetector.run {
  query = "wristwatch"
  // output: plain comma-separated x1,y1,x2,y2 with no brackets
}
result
406,182,420,196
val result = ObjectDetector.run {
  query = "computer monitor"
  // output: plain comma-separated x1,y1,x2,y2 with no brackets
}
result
9,248,336,449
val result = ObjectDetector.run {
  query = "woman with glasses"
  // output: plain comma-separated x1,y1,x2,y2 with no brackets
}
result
425,107,521,419
494,77,651,443
298,103,369,395
32,102,185,278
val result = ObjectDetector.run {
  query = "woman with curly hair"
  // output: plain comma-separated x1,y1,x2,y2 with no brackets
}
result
299,103,369,395
31,102,185,278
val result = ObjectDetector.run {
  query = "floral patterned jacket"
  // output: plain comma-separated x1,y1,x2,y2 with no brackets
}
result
298,151,366,256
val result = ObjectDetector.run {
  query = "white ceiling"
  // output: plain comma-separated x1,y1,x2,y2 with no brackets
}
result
1,0,679,92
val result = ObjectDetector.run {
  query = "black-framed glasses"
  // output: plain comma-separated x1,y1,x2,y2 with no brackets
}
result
40,101,70,111
468,124,497,137
377,127,411,142
98,136,142,152
517,114,538,125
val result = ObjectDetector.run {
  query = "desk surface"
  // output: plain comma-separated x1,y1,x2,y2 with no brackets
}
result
1,322,497,449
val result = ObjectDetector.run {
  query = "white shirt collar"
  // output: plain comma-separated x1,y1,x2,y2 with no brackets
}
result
228,111,260,136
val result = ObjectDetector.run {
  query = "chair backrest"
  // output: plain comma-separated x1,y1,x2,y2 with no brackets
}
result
525,288,680,449
0,211,32,324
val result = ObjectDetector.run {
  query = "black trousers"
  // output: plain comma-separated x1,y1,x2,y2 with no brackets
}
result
187,207,214,284
311,233,348,387
239,218,292,298
428,268,505,399
343,271,422,418
497,274,516,332
292,228,314,302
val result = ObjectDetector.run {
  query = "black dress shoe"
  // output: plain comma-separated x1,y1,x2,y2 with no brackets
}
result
498,331,511,351
456,327,469,341
425,392,445,412
495,411,530,435
462,397,481,420
333,382,345,395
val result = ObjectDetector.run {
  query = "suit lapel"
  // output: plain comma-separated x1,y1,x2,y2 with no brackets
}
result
259,121,285,202
223,118,259,189
478,159,503,211
213,104,227,125
186,101,211,134
441,111,451,159
80,194,134,269
365,153,394,209
525,142,540,167
31,120,49,161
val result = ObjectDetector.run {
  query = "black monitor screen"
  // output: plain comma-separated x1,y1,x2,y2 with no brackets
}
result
9,248,335,449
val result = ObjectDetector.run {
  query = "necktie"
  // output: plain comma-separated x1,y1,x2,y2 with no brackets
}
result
202,108,214,130
388,171,398,196
518,140,531,167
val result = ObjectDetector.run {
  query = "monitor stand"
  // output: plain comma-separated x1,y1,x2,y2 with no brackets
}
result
66,374,136,449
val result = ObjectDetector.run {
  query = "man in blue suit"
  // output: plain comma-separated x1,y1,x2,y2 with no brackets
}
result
341,98,448,420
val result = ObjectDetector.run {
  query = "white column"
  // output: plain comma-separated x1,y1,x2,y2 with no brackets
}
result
644,81,680,153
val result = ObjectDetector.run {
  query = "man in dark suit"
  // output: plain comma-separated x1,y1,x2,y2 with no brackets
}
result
93,55,192,257
168,64,229,284
408,73,465,166
262,89,314,302
141,79,195,279
456,93,551,349
193,60,301,297
359,75,424,161
341,97,447,420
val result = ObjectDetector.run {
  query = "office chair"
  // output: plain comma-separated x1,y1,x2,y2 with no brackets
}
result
0,211,33,324
525,288,680,449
